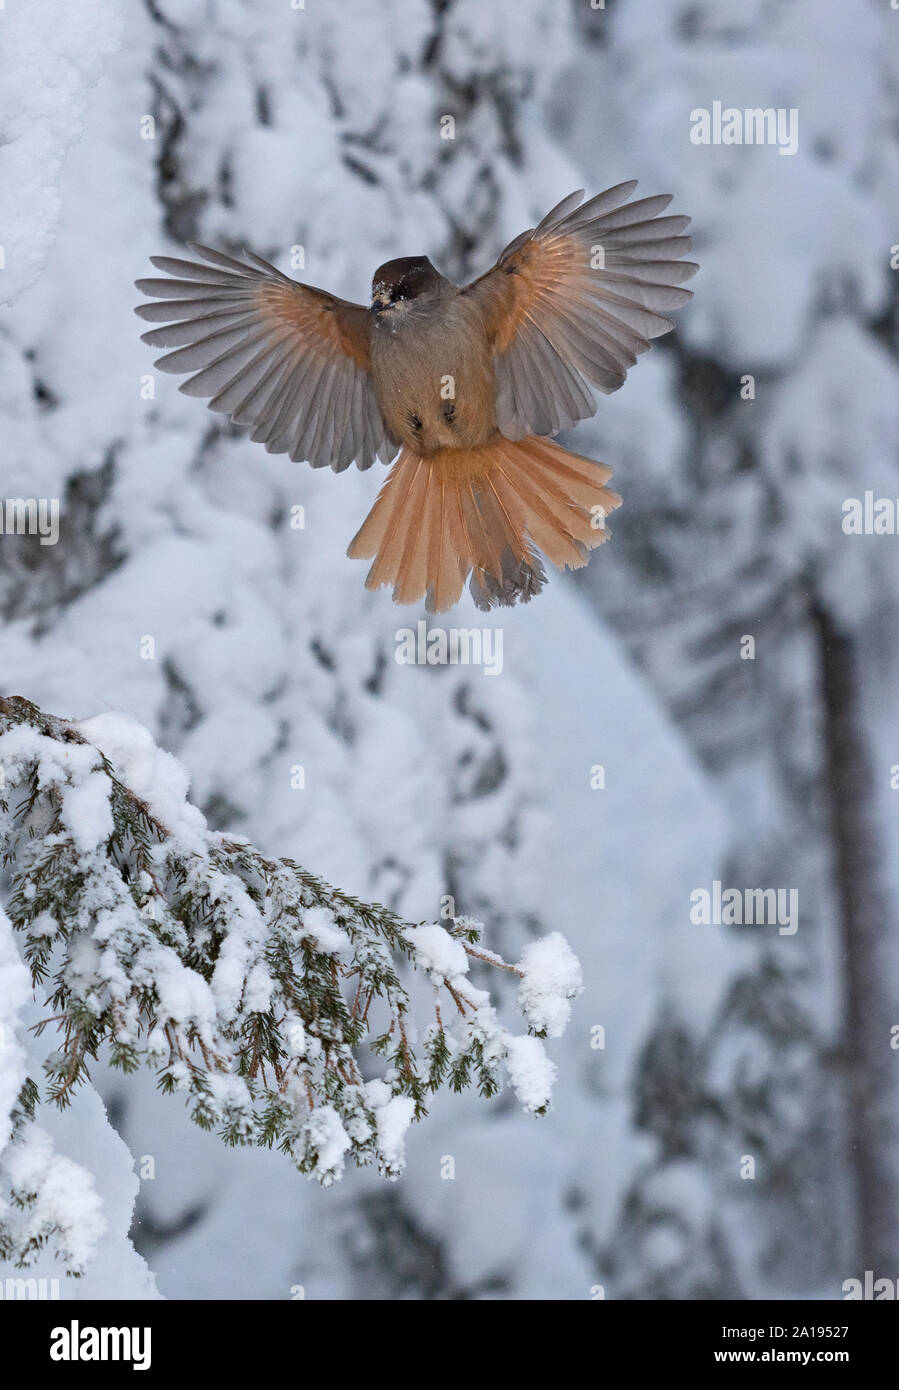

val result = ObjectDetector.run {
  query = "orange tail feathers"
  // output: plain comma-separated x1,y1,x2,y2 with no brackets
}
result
347,435,622,613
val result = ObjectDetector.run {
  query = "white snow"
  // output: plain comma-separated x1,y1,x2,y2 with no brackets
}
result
517,932,583,1038
76,713,207,852
305,1106,352,1186
403,924,470,985
300,906,352,955
60,771,115,854
0,0,122,306
503,1035,557,1114
366,1085,417,1176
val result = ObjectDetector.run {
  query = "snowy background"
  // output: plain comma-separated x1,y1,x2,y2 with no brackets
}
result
2,0,899,1299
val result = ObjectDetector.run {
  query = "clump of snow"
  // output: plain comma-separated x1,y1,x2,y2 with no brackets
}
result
0,1125,106,1274
60,770,114,854
0,725,99,800
76,712,207,852
301,905,352,954
403,923,470,985
305,1106,352,1187
365,1082,417,1178
503,1034,557,1114
286,1021,307,1058
516,932,583,1037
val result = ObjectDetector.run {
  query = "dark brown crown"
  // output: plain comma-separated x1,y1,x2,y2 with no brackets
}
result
371,256,443,304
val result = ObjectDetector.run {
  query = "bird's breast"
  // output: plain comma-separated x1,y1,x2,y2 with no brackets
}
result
371,296,496,454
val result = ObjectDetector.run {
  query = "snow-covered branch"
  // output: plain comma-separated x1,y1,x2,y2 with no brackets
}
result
0,696,580,1272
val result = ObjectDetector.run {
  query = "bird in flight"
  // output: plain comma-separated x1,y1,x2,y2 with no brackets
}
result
135,182,696,612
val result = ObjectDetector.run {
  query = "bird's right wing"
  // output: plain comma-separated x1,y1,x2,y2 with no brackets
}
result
135,246,398,472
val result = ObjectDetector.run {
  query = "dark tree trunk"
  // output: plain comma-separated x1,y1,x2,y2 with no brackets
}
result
813,599,899,1273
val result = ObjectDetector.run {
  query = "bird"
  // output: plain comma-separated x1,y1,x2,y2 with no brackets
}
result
135,182,697,612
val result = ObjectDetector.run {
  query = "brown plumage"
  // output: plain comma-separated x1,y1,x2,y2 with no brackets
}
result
135,182,697,611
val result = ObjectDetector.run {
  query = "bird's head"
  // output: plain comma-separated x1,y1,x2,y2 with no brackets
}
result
371,256,443,312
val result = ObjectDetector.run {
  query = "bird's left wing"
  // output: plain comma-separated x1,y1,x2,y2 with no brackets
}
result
462,183,698,440
135,245,398,472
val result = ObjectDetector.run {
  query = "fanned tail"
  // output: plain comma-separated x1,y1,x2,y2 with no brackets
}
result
347,434,621,613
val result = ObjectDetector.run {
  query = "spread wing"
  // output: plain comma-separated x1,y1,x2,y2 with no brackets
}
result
463,182,698,440
135,246,398,472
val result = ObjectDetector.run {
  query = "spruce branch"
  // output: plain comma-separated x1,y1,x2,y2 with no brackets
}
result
0,695,581,1273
